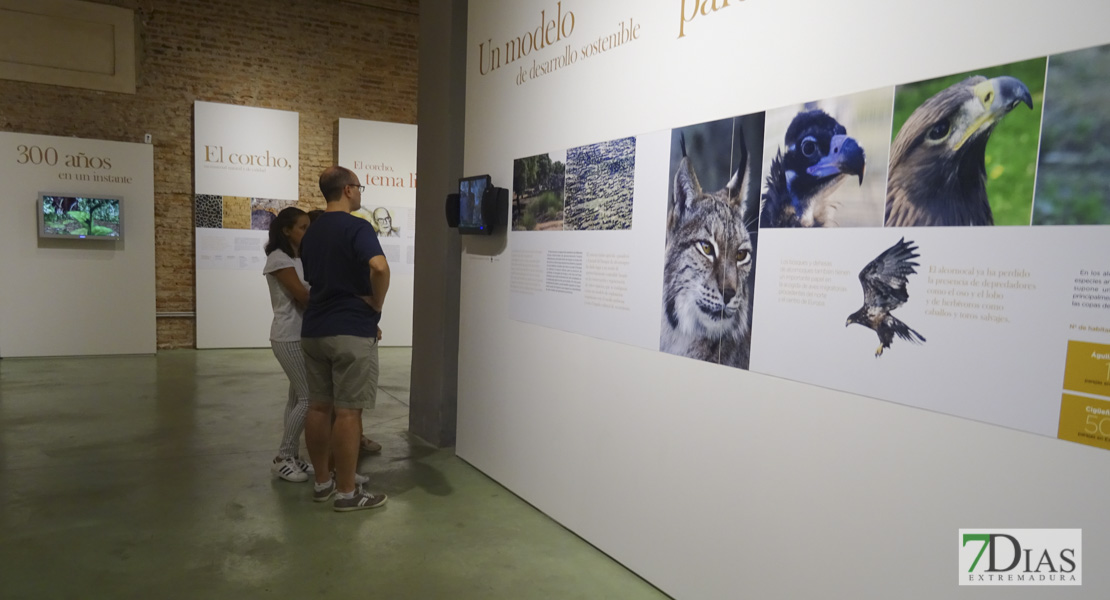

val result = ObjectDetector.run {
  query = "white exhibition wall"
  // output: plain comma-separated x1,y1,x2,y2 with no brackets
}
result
193,101,300,349
0,132,155,357
457,1,1110,598
339,119,418,347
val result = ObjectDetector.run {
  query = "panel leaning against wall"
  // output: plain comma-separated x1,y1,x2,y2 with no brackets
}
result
0,132,155,357
338,118,418,346
193,101,300,349
503,38,1110,451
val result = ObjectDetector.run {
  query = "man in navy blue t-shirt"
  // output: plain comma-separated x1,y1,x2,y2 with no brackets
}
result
300,165,390,512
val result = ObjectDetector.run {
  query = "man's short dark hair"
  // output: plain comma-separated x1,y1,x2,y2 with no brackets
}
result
319,166,357,202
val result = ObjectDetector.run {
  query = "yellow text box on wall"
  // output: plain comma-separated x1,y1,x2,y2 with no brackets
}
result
1058,394,1110,451
1062,340,1110,398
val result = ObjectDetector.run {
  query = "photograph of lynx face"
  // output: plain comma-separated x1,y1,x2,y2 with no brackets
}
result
660,134,755,369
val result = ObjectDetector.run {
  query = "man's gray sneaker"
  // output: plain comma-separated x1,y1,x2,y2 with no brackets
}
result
333,490,388,512
312,479,336,502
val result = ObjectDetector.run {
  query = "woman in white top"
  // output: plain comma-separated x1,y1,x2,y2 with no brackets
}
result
263,207,313,481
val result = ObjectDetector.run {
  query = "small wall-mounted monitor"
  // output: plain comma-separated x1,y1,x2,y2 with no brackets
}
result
38,194,123,240
458,174,494,235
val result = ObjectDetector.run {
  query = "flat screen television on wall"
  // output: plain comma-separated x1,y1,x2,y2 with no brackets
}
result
458,174,493,235
38,194,123,240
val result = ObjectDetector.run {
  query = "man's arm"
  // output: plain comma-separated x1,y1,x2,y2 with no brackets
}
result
366,255,390,312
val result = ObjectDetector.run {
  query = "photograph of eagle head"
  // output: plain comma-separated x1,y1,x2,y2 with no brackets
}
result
886,76,1033,227
761,109,866,228
845,237,926,357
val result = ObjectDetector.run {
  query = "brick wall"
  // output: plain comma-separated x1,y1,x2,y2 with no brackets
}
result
0,0,419,348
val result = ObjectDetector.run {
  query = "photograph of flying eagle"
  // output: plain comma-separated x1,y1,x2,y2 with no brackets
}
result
761,109,866,228
886,60,1046,227
846,238,925,357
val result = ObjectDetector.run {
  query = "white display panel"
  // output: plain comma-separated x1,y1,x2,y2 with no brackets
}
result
194,101,299,200
0,132,155,357
749,226,1107,437
338,119,418,346
508,131,669,349
194,228,271,349
458,1,1110,597
504,49,1110,444
194,101,299,348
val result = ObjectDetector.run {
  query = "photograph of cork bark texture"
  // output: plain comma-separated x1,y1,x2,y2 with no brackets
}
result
563,137,636,230
886,57,1046,227
513,150,566,231
1033,42,1110,225
195,194,223,228
222,196,251,229
251,198,297,230
193,194,296,230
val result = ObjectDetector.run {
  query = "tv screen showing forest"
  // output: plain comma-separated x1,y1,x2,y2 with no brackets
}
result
39,195,122,239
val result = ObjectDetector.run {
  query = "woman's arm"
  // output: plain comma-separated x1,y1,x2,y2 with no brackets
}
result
272,267,309,310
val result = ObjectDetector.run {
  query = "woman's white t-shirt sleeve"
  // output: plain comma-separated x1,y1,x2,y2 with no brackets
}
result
263,250,307,342
263,250,295,275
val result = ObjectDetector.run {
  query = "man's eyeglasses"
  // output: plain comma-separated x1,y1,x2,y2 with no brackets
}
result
347,183,365,192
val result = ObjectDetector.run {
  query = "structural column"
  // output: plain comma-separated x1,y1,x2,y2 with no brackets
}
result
409,0,467,446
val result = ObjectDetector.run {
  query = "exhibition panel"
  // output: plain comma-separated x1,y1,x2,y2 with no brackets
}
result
339,118,419,346
193,101,300,349
0,132,155,357
458,0,1110,596
503,44,1110,448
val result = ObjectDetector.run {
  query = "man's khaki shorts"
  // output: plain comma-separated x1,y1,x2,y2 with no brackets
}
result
301,335,379,410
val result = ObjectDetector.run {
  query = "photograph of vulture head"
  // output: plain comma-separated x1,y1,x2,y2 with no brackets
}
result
846,238,926,357
886,59,1046,227
760,109,866,228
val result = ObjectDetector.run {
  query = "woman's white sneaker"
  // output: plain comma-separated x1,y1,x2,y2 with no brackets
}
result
271,456,309,482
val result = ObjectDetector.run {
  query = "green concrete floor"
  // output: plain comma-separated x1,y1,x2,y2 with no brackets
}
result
0,348,668,600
